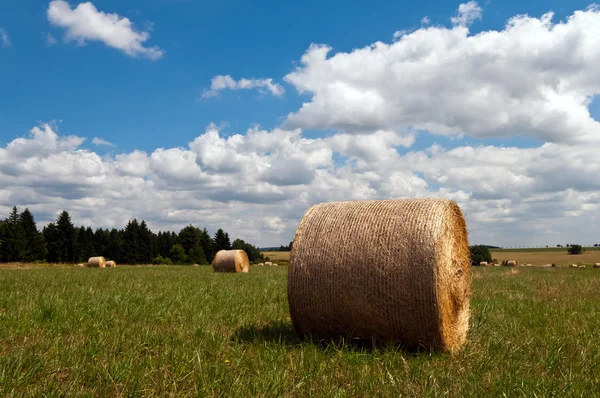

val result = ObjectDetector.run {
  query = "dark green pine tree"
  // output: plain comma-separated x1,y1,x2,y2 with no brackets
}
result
43,222,60,263
123,219,141,264
75,225,96,262
92,228,110,258
200,228,214,262
0,220,6,262
213,229,231,252
1,207,24,262
19,208,47,262
139,220,153,264
55,211,76,262
106,228,124,262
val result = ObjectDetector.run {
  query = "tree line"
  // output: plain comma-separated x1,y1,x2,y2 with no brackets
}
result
0,207,264,265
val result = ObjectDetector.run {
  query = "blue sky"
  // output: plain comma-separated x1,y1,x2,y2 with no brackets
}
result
1,0,600,247
1,0,594,151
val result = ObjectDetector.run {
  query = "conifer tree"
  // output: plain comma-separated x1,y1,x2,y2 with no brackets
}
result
19,208,46,262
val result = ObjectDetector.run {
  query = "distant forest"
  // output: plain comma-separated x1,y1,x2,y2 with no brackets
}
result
0,206,264,265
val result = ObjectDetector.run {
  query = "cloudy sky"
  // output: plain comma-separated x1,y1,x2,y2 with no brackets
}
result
1,0,600,247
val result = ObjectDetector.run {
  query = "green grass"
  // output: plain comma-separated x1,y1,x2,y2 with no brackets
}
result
1,266,599,396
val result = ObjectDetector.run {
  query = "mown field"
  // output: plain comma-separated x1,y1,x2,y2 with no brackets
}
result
1,265,599,396
266,249,600,267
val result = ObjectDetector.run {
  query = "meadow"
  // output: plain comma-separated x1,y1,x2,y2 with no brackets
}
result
266,249,600,267
1,264,599,396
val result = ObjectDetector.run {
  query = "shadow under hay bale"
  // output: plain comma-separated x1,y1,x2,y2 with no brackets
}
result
212,250,250,273
288,198,471,354
232,321,438,355
87,257,106,268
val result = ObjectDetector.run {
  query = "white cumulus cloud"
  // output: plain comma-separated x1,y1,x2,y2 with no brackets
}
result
47,0,164,60
284,6,600,144
451,1,482,27
203,75,285,98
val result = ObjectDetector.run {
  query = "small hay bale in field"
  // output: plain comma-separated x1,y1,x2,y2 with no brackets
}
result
265,262,273,266
273,263,278,266
493,263,500,267
525,264,532,267
212,250,249,273
257,263,264,266
570,264,578,268
288,198,471,354
88,257,106,268
594,263,600,268
77,263,85,268
193,264,200,267
479,261,488,267
105,261,117,268
506,260,517,267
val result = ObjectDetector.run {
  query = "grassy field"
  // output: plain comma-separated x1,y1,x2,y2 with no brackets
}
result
491,249,600,267
1,265,599,396
260,251,291,262
493,247,600,253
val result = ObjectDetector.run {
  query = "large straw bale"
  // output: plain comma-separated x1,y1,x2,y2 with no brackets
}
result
287,198,471,353
105,261,117,268
88,257,106,268
212,250,250,273
506,260,517,267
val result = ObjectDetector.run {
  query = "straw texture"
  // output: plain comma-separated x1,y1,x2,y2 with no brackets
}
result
212,250,250,273
106,261,117,268
88,257,106,268
287,198,471,353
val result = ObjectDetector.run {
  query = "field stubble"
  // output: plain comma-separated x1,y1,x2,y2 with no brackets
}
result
0,265,599,396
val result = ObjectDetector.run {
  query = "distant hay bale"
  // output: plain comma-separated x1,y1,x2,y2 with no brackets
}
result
265,262,273,266
570,264,578,268
273,263,278,267
594,263,600,269
525,264,532,267
493,263,500,267
479,261,488,267
76,263,85,268
105,261,117,268
212,250,249,273
193,264,200,267
257,263,264,266
88,257,106,268
506,260,517,267
287,198,471,353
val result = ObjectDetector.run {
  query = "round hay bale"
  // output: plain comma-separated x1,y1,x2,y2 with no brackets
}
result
287,198,471,353
594,263,600,268
493,263,500,267
76,263,85,268
479,261,488,267
506,260,517,267
212,250,249,273
105,261,117,268
193,263,200,267
273,263,279,267
570,264,578,268
265,262,273,266
88,257,106,268
257,263,264,266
